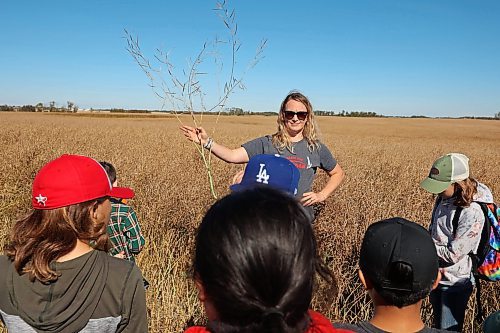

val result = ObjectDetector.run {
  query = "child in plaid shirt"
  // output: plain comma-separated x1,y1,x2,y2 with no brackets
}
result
100,162,148,289
108,198,144,262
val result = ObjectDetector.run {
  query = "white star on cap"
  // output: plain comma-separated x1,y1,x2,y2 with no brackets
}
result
35,194,47,206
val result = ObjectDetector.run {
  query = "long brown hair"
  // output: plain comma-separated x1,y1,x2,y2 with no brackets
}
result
4,198,110,283
453,178,478,207
272,91,320,153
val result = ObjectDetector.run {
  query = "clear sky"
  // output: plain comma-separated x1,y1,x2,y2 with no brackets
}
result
1,1,499,117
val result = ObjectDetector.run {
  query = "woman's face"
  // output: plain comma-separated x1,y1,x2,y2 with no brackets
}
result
283,99,308,136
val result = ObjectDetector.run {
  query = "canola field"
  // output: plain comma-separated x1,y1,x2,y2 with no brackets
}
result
0,112,499,332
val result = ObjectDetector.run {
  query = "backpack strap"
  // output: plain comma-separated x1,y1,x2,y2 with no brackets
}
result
474,276,485,322
452,206,463,238
475,202,492,263
434,197,463,238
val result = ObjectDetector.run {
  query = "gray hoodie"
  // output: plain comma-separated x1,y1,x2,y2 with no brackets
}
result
429,182,494,286
0,250,147,332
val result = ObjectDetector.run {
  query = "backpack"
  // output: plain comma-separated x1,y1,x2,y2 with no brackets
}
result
452,201,500,321
452,201,500,282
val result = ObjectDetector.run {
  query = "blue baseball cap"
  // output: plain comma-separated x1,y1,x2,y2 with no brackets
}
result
230,154,300,195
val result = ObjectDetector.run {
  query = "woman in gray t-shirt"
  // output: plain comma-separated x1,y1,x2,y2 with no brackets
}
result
180,91,345,217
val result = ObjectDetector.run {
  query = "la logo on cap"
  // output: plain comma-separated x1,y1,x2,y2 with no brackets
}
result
35,194,47,206
256,164,270,184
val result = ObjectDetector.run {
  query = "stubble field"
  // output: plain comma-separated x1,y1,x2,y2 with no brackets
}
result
0,112,499,332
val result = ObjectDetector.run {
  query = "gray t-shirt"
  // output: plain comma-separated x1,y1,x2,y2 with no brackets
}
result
242,135,337,198
334,321,451,333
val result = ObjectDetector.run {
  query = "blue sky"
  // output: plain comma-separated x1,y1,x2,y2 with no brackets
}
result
1,1,499,117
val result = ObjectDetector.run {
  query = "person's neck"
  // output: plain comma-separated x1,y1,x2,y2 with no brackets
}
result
289,132,304,143
369,301,425,333
57,239,94,262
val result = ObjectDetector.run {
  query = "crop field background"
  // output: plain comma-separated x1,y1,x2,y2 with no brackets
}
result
0,112,499,332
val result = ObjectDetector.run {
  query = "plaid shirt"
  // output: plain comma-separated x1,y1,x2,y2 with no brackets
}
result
107,199,145,262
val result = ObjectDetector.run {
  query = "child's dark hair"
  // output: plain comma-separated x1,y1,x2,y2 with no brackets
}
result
194,187,334,333
99,161,116,184
372,262,433,308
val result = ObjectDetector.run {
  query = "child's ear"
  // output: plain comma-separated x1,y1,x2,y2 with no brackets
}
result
358,269,373,290
194,275,218,321
194,275,207,302
90,202,99,220
431,270,442,290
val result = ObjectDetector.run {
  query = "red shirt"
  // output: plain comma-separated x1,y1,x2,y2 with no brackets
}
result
184,310,353,333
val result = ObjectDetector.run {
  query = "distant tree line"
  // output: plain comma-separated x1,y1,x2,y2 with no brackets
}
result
108,108,150,114
2,103,499,119
1,105,37,112
314,110,382,117
0,101,79,113
222,108,382,117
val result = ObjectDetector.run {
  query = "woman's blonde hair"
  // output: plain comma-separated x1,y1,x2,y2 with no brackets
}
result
453,178,478,207
4,198,110,283
272,91,320,153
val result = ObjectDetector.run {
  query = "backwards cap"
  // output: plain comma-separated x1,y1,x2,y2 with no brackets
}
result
230,154,300,196
32,154,134,209
360,217,439,293
420,153,469,194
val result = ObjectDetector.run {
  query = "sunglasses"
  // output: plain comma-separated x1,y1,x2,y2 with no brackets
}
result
283,110,308,121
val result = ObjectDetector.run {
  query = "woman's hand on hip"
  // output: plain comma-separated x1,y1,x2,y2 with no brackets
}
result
301,191,326,206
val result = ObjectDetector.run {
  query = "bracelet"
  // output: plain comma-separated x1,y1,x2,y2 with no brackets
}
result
203,137,214,150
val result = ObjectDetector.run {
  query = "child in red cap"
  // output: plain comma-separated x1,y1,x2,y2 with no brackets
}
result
0,154,148,332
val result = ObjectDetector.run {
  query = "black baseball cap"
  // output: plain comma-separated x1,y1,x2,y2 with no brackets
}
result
359,217,438,293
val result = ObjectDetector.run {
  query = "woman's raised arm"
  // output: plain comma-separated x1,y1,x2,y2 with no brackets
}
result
180,125,249,164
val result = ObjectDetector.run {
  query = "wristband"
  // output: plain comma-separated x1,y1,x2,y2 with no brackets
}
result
203,138,214,150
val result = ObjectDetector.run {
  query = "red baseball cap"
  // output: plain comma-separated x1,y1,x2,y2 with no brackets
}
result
32,154,135,210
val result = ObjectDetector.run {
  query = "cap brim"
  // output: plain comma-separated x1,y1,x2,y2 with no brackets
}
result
109,187,135,199
230,183,254,192
419,177,451,194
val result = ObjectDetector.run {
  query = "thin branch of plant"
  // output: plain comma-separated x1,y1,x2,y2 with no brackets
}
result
125,1,266,199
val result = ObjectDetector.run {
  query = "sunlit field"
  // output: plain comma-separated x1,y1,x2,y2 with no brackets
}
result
0,112,499,332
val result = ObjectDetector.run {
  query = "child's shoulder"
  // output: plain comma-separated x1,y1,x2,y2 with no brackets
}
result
474,181,494,203
105,252,140,279
0,255,12,270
